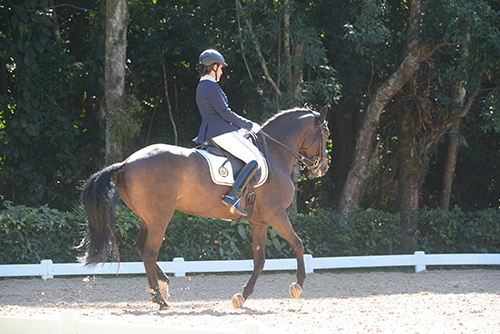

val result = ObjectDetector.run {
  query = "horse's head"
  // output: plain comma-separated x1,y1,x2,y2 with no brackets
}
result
261,106,330,178
298,106,330,178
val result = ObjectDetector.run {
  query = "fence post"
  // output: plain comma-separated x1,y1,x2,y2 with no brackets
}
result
304,254,314,274
414,251,426,273
173,257,186,277
40,260,53,280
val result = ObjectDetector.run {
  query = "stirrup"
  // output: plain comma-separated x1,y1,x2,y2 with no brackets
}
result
222,195,248,216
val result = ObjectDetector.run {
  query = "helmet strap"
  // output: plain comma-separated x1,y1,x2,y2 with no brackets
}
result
213,63,220,82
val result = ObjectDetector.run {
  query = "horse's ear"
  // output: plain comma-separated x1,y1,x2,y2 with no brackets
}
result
320,105,328,123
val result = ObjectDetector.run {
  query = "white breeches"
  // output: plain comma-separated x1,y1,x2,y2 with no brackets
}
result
211,130,266,173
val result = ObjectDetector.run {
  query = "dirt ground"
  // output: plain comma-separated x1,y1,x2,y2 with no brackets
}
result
0,269,499,333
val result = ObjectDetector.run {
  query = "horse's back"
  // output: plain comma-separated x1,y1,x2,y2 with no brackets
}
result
126,143,191,164
116,144,197,217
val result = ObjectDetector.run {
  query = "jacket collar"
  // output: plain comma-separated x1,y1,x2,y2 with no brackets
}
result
200,74,216,82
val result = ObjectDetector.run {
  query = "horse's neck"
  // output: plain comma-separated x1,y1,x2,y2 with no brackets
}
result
265,116,308,173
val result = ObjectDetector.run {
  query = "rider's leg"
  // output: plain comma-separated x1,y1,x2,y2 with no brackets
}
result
221,160,258,215
211,130,264,216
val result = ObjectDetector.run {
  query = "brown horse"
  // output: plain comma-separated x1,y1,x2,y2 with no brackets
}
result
78,106,329,310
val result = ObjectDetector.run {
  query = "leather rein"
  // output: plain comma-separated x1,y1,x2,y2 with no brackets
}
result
259,114,329,174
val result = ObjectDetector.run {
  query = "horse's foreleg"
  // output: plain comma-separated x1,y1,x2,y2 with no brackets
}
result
232,224,267,309
271,214,305,300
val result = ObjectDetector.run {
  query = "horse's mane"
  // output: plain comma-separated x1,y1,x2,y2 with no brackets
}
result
261,108,314,128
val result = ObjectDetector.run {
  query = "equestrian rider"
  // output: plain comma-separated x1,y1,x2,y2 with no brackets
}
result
193,49,265,216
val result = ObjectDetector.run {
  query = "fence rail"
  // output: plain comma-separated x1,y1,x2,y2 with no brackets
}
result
1,253,498,334
1,252,499,280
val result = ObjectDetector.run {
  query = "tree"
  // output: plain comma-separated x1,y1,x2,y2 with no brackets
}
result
234,0,341,213
0,0,102,209
235,0,340,114
338,0,499,216
104,0,127,165
337,0,500,251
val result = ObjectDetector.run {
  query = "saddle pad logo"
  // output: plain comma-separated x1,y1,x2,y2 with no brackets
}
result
218,166,229,178
197,149,268,188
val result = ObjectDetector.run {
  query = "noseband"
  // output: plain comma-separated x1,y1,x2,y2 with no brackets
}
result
260,114,329,175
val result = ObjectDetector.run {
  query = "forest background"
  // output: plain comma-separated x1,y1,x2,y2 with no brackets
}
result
1,0,500,256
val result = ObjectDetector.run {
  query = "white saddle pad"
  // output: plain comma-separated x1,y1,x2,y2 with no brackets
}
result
197,149,268,187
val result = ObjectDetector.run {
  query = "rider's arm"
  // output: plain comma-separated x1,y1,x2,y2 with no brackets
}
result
206,83,253,131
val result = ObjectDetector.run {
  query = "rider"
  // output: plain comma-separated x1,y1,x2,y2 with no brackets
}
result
193,49,264,216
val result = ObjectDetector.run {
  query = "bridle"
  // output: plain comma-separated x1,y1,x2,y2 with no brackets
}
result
260,113,329,175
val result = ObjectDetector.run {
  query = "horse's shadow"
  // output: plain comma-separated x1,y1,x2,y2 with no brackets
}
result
116,304,285,317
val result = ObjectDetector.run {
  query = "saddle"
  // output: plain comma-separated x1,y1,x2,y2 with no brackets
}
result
196,131,272,220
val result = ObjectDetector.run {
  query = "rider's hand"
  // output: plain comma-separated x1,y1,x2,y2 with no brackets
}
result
251,122,261,133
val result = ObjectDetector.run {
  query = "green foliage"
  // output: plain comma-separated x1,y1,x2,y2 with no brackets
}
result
418,206,500,253
2,204,498,265
0,1,103,210
290,209,404,257
235,0,342,113
0,202,87,264
344,0,392,56
109,96,143,143
1,0,499,218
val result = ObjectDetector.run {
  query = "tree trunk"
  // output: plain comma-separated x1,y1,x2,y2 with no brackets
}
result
236,0,281,98
439,120,460,212
337,0,423,217
291,43,303,99
235,0,253,83
397,106,422,253
283,0,291,75
439,38,468,212
162,61,178,145
104,0,127,165
438,86,475,213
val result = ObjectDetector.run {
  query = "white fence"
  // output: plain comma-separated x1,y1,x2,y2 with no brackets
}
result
1,253,498,334
1,252,499,280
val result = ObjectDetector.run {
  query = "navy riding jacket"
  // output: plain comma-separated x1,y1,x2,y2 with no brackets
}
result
193,76,253,144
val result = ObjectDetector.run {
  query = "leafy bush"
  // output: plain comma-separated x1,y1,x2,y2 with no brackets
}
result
418,206,500,254
1,203,498,265
290,209,404,257
0,202,87,264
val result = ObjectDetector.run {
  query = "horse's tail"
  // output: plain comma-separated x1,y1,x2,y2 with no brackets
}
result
77,162,126,266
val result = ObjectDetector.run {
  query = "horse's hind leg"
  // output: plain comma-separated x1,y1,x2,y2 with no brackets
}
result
156,263,170,284
155,263,170,301
232,224,267,309
134,215,172,310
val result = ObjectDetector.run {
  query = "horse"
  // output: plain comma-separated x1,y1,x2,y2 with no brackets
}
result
78,106,330,310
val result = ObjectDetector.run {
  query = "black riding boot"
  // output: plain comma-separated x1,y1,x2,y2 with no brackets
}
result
222,160,259,216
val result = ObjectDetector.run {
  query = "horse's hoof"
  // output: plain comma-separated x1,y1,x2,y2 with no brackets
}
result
159,280,170,302
289,282,303,300
232,293,245,309
159,303,171,311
